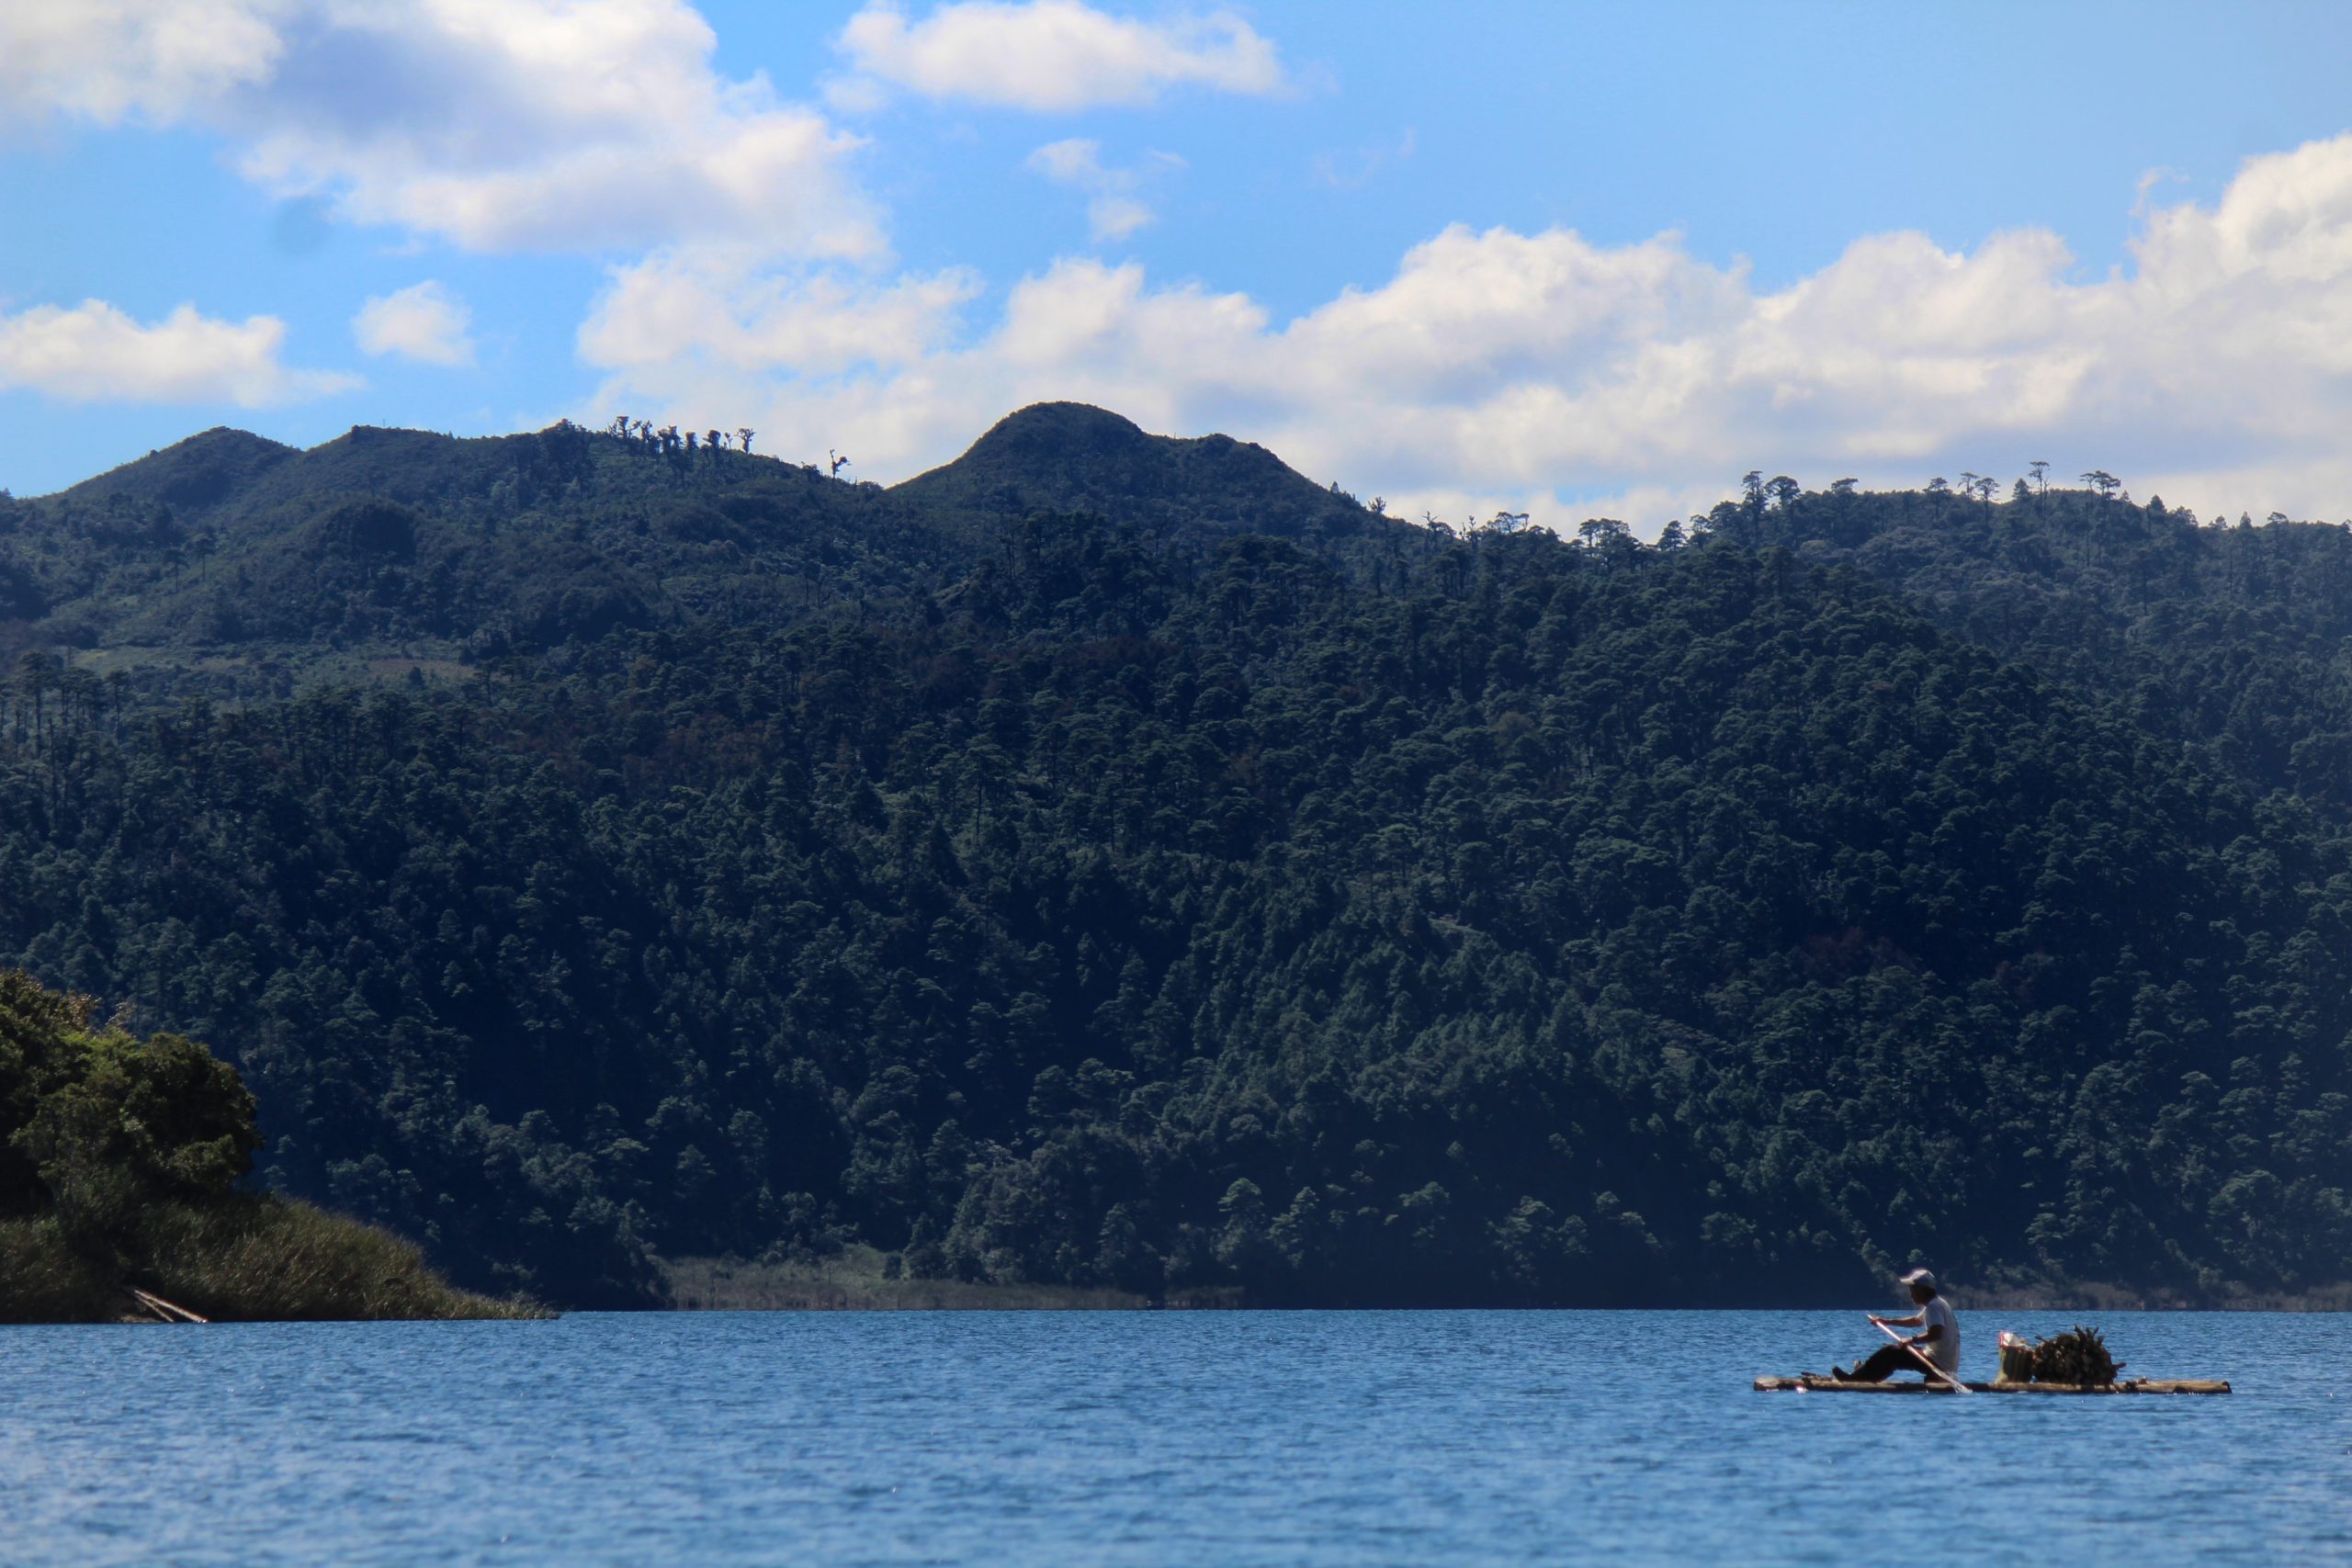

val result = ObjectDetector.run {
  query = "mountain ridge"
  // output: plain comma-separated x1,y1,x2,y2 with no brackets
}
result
0,401,1387,679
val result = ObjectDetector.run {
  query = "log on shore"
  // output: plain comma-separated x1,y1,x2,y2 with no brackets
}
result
1754,1375,2229,1394
126,1288,209,1325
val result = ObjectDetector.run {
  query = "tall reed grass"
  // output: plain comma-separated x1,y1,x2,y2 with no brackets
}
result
0,1195,542,1323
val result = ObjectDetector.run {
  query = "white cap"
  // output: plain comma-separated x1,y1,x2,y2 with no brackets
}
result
1900,1267,1938,1292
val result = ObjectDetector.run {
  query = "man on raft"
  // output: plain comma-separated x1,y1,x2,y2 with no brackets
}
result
1833,1267,1959,1382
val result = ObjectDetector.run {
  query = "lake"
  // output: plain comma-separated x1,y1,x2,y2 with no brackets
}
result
1,1309,2343,1565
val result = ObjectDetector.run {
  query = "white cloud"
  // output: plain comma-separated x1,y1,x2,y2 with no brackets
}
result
578,133,2352,529
1023,138,1170,242
0,299,356,405
3,0,879,260
1026,137,1106,185
0,0,290,126
352,281,475,366
580,253,978,376
1084,197,1155,243
834,1,1286,111
1310,127,1416,192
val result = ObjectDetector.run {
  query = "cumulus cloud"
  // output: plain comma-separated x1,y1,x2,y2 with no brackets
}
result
352,281,475,366
0,299,356,405
2,0,878,259
0,0,290,126
581,253,979,376
1023,138,1175,242
833,0,1286,111
580,134,2352,529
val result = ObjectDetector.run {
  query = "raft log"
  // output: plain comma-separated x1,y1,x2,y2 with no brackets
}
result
1754,1375,2228,1394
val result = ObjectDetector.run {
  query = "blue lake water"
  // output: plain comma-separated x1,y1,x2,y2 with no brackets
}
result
1,1309,2344,1565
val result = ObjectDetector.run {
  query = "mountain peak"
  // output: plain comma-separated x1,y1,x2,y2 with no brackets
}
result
54,427,296,509
892,401,1370,540
965,401,1156,459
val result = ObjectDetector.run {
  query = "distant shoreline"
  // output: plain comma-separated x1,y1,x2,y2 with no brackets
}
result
655,1248,2350,1314
1950,1281,2352,1314
660,1247,1241,1312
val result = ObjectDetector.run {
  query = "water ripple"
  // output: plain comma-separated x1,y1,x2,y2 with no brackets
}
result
0,1310,2342,1565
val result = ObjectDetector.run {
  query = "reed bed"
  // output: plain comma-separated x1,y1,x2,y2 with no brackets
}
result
0,1196,542,1323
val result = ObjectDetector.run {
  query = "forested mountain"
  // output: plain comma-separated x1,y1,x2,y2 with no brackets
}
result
2,411,2348,1308
889,400,1373,545
0,420,945,681
1717,480,2352,819
0,402,1378,693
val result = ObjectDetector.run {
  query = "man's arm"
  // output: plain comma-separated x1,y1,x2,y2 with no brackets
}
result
1869,1313,1942,1353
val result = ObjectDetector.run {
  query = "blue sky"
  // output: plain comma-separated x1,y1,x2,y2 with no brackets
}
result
6,1,2352,529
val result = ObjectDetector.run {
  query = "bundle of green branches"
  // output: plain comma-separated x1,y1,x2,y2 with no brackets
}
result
2031,1325,2123,1385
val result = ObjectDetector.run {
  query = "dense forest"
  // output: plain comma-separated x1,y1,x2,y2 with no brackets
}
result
1,405,2346,1307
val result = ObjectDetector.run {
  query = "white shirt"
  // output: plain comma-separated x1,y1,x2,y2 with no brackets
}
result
1918,1295,1959,1374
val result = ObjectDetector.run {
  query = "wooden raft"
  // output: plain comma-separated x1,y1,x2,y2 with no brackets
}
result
1756,1375,2229,1394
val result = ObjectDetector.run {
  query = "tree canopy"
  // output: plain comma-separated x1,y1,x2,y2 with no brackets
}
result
2,413,2347,1306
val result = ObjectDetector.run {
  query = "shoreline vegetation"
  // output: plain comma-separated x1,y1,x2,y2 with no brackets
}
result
4,952,2339,1322
0,1197,541,1324
0,970,537,1324
1951,1280,2352,1314
662,1246,1240,1311
659,1244,2347,1314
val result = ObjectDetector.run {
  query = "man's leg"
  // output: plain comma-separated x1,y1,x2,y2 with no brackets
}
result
1844,1343,1922,1382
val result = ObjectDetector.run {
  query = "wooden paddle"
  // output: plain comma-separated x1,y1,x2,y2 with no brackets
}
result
1872,1313,1969,1393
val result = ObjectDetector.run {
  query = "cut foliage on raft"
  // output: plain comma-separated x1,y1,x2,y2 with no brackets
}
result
0,970,539,1323
2017,1325,2122,1384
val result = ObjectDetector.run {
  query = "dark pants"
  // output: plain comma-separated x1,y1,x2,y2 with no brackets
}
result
1851,1342,1952,1382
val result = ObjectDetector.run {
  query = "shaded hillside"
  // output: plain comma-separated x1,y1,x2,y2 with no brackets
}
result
0,405,1389,693
51,426,298,517
1714,483,2352,818
0,423,941,677
892,401,1374,545
4,518,2347,1306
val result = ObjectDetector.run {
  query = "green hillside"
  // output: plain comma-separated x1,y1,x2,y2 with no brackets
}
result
1,412,2347,1307
889,400,1373,544
0,421,938,682
0,403,1381,694
1718,480,2352,819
